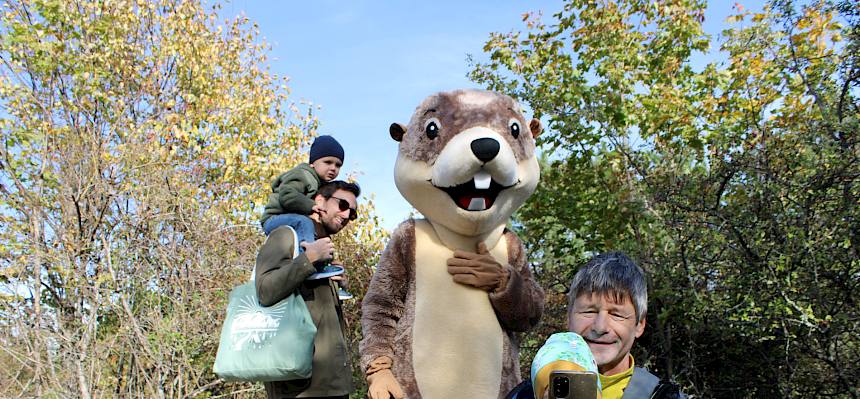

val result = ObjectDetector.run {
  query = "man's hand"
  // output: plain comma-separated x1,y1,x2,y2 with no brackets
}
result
367,368,405,399
301,237,334,264
446,242,510,292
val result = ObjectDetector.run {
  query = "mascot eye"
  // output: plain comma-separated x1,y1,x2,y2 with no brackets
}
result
509,120,521,138
424,119,440,140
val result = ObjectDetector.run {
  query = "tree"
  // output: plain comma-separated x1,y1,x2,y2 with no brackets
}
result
471,0,858,397
0,0,387,397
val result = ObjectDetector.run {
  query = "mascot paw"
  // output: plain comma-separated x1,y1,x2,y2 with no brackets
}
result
367,368,405,399
446,242,510,292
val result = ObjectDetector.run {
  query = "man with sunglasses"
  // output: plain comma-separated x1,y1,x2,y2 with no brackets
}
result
255,180,361,399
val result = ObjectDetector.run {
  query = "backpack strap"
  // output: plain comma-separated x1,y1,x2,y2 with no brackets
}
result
622,367,659,398
650,379,683,399
251,226,299,282
623,367,684,399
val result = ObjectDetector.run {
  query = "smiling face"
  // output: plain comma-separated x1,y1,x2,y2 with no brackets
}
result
391,89,541,236
567,292,646,376
314,189,356,235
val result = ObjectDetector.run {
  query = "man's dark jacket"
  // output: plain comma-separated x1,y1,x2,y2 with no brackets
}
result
255,226,353,398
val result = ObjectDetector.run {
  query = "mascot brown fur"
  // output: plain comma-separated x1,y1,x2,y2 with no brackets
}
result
360,89,545,399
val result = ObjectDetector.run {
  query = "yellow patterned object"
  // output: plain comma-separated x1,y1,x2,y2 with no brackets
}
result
531,332,601,398
533,360,585,398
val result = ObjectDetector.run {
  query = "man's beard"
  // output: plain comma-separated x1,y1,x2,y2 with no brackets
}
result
323,218,345,235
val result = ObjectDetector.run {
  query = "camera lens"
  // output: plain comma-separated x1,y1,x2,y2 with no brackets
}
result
552,376,570,398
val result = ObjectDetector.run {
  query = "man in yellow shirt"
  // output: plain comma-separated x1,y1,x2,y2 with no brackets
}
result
506,252,684,399
565,252,684,399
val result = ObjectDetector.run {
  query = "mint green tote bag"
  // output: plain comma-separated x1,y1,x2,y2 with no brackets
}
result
213,227,317,382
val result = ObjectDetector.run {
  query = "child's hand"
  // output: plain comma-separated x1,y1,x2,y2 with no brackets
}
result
330,261,347,286
312,204,324,215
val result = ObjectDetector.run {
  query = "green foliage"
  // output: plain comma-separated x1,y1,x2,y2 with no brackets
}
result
0,0,388,397
472,0,859,397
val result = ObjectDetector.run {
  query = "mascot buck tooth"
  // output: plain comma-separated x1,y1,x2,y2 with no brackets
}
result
360,89,545,399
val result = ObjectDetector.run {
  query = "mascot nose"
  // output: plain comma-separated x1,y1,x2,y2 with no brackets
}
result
471,138,500,163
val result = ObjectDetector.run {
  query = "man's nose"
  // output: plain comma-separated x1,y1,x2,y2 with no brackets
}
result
591,312,609,334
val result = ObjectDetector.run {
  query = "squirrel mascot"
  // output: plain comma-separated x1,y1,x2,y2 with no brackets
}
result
360,89,545,399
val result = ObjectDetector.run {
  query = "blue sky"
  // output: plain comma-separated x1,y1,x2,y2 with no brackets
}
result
223,0,766,231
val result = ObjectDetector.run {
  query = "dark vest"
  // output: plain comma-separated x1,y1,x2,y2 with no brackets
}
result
504,367,685,399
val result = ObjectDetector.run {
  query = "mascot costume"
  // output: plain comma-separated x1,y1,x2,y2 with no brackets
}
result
360,89,545,399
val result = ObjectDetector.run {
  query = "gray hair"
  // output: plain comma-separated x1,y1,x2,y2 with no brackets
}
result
568,251,648,323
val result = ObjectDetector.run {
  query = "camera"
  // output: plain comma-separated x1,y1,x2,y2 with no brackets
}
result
549,370,598,399
552,375,571,398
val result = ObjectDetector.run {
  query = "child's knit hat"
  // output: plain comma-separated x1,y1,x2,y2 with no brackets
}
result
309,135,344,163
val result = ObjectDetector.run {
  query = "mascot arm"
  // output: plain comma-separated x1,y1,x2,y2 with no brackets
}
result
359,220,414,372
488,231,545,332
366,357,405,399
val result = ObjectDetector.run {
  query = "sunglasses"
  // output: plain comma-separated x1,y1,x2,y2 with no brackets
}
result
329,196,358,221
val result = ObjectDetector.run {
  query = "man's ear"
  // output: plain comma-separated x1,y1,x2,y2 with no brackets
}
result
390,123,406,142
529,118,542,138
313,194,327,208
635,316,646,338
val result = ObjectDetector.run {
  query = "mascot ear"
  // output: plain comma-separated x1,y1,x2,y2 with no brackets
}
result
390,123,406,142
529,118,542,138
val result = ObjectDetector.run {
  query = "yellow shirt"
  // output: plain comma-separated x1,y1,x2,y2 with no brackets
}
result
598,355,636,399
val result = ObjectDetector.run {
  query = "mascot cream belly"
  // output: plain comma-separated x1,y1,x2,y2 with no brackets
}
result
360,89,545,399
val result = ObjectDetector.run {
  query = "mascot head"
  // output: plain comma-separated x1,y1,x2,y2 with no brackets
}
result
391,89,541,236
